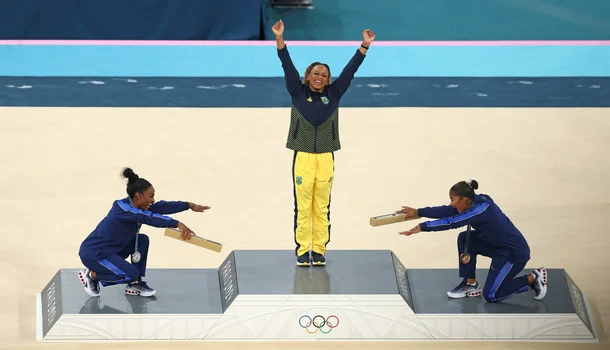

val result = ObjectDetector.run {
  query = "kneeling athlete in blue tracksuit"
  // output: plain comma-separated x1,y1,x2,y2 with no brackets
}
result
396,179,547,302
77,167,210,298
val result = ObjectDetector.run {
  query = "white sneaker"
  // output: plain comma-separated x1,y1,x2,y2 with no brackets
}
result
447,279,482,298
531,267,547,300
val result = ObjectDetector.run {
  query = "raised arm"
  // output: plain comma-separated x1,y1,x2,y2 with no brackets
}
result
273,20,301,96
329,29,375,98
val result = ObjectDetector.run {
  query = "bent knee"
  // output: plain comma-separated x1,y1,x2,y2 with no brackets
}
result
117,263,140,282
483,296,498,303
482,291,498,303
125,267,140,282
138,233,150,246
457,230,468,242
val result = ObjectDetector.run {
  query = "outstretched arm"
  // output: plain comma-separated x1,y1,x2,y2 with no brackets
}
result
148,201,211,215
116,200,200,241
115,200,180,228
329,29,375,98
148,200,190,215
420,202,490,232
418,205,459,218
395,203,457,220
398,202,490,236
273,20,301,96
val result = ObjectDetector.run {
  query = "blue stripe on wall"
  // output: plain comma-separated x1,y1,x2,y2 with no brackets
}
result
1,77,607,107
1,45,610,77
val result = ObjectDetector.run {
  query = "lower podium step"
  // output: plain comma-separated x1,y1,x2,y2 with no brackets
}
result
37,249,598,342
407,268,597,341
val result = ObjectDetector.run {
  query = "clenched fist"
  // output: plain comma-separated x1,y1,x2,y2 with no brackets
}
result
272,20,285,37
362,29,376,45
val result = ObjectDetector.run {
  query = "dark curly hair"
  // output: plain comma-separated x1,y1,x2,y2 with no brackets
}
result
302,62,331,85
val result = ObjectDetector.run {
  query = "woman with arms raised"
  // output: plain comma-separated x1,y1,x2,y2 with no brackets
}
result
272,19,375,266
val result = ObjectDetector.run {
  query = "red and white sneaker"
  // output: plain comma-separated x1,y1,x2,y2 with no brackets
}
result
531,267,547,300
78,269,100,297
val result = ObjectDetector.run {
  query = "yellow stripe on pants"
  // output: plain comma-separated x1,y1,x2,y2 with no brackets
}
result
292,151,334,257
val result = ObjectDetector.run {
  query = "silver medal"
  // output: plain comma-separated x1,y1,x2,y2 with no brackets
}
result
131,218,141,264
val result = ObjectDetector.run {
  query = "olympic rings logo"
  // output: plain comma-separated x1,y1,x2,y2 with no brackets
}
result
298,315,339,334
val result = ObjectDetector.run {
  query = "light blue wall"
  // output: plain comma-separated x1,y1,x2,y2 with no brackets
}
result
1,44,609,77
265,0,610,41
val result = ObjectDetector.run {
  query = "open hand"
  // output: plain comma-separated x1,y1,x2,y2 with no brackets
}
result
272,20,285,36
398,224,421,236
189,203,211,212
177,222,196,241
395,206,419,220
362,29,376,45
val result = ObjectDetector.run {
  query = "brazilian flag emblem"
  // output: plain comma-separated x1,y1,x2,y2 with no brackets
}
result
296,176,302,185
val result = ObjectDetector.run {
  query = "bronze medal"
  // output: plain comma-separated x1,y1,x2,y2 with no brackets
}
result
460,253,471,264
460,224,472,264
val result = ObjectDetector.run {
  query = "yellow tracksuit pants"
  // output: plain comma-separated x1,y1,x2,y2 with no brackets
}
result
292,151,334,257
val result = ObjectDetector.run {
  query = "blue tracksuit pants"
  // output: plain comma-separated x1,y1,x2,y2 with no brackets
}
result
457,230,531,302
80,234,149,287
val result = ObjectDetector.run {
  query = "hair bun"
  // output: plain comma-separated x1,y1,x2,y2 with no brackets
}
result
467,179,479,190
121,167,139,183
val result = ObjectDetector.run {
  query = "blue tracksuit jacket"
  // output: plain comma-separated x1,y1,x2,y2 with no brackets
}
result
78,197,189,260
417,194,531,260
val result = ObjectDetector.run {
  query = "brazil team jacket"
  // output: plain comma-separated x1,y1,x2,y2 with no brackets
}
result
417,194,531,260
278,45,365,153
78,197,189,260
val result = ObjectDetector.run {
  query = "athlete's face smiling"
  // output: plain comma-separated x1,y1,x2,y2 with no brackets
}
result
307,65,329,92
134,186,155,211
449,191,472,213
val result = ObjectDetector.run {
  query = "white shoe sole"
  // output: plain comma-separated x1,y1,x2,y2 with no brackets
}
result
125,286,156,297
78,269,100,297
447,288,482,299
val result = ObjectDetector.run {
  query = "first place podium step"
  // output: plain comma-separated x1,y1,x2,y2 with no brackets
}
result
37,249,598,342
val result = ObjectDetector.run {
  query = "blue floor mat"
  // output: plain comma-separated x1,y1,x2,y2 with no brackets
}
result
0,77,608,107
